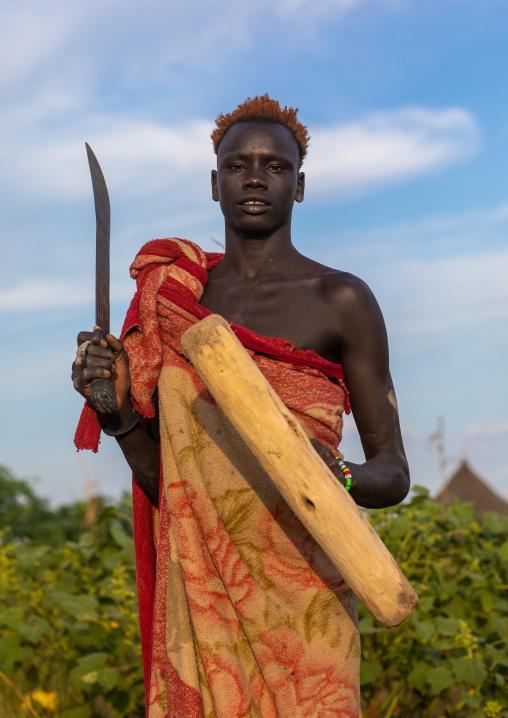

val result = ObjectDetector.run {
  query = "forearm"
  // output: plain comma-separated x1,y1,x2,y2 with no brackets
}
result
115,425,160,507
101,407,160,507
311,439,409,509
346,453,410,509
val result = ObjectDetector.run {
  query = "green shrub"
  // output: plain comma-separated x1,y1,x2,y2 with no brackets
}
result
360,486,508,718
0,501,143,718
0,465,134,546
1,482,507,717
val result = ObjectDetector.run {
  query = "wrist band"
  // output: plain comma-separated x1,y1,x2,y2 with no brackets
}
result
102,411,140,437
334,454,352,492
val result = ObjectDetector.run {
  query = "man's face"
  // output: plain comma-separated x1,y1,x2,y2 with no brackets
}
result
211,121,305,238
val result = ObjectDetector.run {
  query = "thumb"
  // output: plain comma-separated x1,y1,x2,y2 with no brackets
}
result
106,334,127,359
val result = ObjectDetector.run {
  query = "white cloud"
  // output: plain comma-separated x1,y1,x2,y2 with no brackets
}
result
0,3,479,207
0,281,92,312
0,3,84,89
272,0,364,18
380,248,508,337
313,200,508,353
304,107,480,199
2,107,480,207
467,421,508,438
0,0,365,94
0,115,498,337
331,200,508,255
12,119,215,201
0,271,144,313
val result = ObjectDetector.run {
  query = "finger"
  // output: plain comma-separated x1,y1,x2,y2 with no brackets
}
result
75,343,114,370
77,330,107,348
105,334,129,362
85,343,115,360
86,356,114,371
105,334,123,351
72,366,89,394
82,366,112,381
77,331,95,346
309,439,343,477
309,438,332,459
73,373,86,393
92,328,110,348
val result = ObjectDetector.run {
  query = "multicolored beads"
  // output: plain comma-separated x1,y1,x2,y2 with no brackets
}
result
333,455,352,492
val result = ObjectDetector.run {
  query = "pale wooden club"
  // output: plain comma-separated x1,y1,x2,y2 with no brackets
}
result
181,314,418,628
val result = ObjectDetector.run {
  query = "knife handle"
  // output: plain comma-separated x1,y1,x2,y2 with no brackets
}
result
90,378,117,414
89,328,118,415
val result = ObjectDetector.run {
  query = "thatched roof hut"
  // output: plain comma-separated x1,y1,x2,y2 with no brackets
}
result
435,459,508,516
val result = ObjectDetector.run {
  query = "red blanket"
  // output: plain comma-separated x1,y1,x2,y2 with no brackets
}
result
75,238,359,718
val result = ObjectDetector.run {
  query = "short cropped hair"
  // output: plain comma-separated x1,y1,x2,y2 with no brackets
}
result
211,94,310,167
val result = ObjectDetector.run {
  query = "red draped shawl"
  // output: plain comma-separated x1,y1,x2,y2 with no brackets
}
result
75,238,359,718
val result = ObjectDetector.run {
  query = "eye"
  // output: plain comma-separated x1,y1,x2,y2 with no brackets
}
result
268,164,285,173
228,163,244,171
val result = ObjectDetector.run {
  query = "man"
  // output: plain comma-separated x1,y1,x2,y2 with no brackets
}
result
73,95,409,718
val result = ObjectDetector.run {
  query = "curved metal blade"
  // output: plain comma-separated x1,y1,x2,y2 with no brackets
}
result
86,142,110,335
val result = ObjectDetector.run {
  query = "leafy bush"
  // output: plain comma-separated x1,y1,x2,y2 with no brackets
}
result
360,487,508,718
0,465,57,544
0,465,134,547
0,501,143,717
1,475,507,718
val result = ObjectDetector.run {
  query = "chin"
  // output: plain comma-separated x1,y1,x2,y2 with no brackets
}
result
237,216,288,238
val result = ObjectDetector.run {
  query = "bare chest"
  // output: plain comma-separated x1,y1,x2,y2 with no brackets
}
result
199,276,340,363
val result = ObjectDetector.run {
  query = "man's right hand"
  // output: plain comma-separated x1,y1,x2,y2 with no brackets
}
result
72,330,160,506
72,330,132,423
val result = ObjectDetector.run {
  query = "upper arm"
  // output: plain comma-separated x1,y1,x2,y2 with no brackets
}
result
330,276,407,465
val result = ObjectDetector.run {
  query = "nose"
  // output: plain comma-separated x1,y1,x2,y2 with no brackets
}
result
242,168,268,190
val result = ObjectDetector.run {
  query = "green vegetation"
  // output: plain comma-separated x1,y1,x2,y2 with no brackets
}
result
360,486,508,718
0,467,507,717
0,466,142,717
0,465,132,546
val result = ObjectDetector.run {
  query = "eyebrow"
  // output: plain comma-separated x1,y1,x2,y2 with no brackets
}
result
219,149,296,163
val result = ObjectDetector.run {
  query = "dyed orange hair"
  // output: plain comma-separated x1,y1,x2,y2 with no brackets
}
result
211,94,310,167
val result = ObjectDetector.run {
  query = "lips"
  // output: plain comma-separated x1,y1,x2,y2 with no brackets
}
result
238,197,271,214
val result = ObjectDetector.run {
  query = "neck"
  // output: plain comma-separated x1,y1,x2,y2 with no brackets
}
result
220,224,299,280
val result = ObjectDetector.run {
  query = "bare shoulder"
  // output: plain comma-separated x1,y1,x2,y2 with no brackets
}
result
296,255,388,354
300,255,380,316
325,268,373,303
298,262,389,376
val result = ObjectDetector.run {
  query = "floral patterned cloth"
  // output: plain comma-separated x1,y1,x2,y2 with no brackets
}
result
76,238,361,717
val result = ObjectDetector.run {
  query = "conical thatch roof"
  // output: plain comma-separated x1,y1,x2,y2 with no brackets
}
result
435,459,508,516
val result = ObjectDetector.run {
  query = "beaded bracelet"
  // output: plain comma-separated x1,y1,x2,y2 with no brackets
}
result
333,454,352,492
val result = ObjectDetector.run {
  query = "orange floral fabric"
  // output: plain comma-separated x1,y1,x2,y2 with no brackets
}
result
120,239,361,717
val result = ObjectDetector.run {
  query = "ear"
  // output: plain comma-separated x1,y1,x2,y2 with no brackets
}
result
211,170,219,202
295,172,305,203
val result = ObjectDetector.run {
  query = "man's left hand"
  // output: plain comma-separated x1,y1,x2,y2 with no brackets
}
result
310,438,347,487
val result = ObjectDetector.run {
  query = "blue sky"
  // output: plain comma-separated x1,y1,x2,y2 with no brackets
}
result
1,0,507,505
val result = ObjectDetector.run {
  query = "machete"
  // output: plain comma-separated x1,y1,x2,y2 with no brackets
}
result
86,142,117,415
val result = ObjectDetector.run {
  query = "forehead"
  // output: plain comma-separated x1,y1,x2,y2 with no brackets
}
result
217,121,299,162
